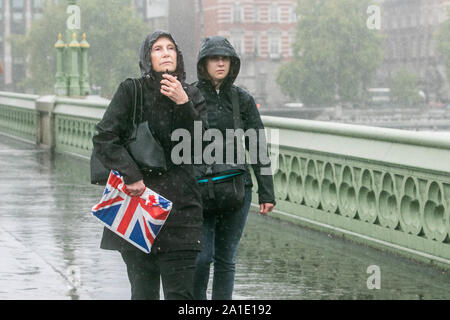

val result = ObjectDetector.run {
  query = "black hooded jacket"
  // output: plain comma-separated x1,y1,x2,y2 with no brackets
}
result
93,31,207,253
196,36,275,205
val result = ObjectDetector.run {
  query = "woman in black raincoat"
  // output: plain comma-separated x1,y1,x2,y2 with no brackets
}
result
193,36,276,300
93,31,207,300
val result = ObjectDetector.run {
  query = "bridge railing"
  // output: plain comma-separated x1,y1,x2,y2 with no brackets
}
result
0,92,39,143
262,116,450,268
52,97,106,157
1,91,449,269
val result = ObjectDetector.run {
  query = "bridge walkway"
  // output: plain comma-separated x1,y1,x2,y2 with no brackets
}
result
0,134,449,300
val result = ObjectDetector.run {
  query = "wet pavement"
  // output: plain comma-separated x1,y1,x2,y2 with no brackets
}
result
0,134,449,300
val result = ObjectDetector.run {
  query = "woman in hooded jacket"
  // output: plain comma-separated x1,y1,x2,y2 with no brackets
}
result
193,36,276,300
92,31,207,300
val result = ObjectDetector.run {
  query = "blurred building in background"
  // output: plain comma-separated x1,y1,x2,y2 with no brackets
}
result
135,0,169,31
153,0,299,108
1,0,449,107
0,0,45,91
134,0,298,109
0,0,298,108
0,0,168,92
379,0,450,103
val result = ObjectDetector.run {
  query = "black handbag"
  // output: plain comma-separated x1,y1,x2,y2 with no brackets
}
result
195,87,246,213
126,79,167,173
90,78,167,185
195,162,246,213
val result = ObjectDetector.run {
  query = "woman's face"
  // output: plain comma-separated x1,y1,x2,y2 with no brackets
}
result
206,56,230,84
151,37,177,73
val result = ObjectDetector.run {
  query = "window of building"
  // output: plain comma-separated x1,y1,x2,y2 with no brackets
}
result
428,9,434,25
134,0,145,18
247,5,255,22
419,11,425,26
32,0,43,19
289,6,297,23
392,12,398,29
392,40,397,59
255,5,264,22
418,37,423,58
13,56,25,65
269,4,279,23
407,15,412,28
254,32,260,56
411,37,417,58
11,0,25,33
406,37,412,60
230,33,244,55
269,33,281,58
401,16,406,28
12,0,25,9
13,12,23,21
401,38,408,60
33,0,42,8
421,38,427,58
232,2,243,23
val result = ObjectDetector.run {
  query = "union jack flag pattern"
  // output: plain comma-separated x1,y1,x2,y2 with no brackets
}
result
91,170,172,253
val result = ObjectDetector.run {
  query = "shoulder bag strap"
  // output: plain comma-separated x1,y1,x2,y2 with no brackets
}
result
130,77,150,140
137,78,144,123
127,78,138,140
231,86,241,130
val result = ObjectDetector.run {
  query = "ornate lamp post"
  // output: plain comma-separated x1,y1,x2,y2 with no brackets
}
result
80,33,91,96
68,32,80,96
54,34,67,96
54,0,90,97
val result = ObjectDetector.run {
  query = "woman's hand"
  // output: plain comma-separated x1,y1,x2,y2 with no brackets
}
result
259,203,275,215
160,74,189,105
125,179,146,197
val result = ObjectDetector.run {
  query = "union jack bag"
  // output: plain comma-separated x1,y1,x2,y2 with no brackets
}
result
91,171,172,253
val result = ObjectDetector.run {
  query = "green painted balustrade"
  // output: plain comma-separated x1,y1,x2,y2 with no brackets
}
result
0,92,39,142
0,92,449,268
260,116,450,268
52,97,106,157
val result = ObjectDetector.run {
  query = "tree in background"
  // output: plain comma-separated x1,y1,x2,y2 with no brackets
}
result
390,67,422,107
12,0,148,98
276,0,383,107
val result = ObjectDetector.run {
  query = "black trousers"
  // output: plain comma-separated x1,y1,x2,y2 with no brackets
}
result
120,250,198,300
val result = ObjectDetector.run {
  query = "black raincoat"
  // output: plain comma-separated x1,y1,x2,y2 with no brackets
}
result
93,31,207,253
196,36,275,205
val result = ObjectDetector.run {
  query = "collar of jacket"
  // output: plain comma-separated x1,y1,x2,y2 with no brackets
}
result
198,78,232,93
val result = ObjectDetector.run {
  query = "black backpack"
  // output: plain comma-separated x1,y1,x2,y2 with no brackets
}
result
194,87,247,213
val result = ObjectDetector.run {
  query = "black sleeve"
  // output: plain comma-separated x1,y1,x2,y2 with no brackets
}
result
172,85,209,164
92,80,143,185
242,91,276,205
172,85,208,132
